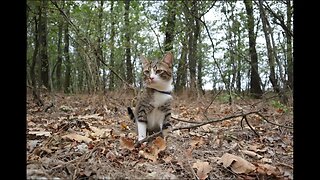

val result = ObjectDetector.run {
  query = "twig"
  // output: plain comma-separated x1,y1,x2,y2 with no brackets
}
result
243,115,260,137
204,89,222,120
135,110,292,146
256,112,293,129
171,116,201,124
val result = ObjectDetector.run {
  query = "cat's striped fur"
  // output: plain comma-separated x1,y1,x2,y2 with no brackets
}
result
128,52,174,141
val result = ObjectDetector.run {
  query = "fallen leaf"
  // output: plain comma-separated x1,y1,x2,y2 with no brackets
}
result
241,150,263,160
78,114,103,120
139,137,167,162
90,126,112,138
190,136,205,149
192,161,213,180
256,163,282,176
220,153,256,174
153,136,166,152
28,131,51,137
62,133,92,144
139,150,157,162
119,136,135,150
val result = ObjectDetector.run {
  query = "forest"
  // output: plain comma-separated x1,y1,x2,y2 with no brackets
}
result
27,0,293,179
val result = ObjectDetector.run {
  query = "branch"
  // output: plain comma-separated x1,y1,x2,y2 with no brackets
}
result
142,10,164,54
135,110,292,146
261,1,293,37
204,89,222,120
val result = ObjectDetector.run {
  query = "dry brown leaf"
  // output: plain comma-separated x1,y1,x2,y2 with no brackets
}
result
28,131,52,137
241,150,263,159
190,136,205,149
90,126,111,138
247,144,268,153
139,137,167,162
153,136,166,152
139,150,157,162
119,136,135,150
192,161,213,180
256,163,282,176
62,133,92,144
220,153,256,174
78,114,103,120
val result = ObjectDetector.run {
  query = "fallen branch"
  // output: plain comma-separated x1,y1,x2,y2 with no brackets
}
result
171,116,201,124
204,89,222,120
135,110,293,146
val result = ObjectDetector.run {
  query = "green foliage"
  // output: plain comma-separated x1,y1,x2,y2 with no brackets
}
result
271,100,289,113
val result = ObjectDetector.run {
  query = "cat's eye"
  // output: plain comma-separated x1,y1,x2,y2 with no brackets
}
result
144,70,150,75
156,70,164,74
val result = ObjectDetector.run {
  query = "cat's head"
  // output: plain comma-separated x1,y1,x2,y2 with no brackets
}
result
140,52,173,90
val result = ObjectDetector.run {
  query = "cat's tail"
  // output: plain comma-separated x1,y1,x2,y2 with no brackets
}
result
127,107,135,122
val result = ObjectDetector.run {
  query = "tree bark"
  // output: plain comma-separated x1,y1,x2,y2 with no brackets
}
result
109,0,116,90
244,0,263,98
286,0,293,90
39,0,50,91
258,0,279,93
64,3,71,93
124,0,133,85
163,1,176,52
175,35,188,93
56,16,63,91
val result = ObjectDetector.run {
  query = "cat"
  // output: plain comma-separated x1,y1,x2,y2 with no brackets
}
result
127,51,174,141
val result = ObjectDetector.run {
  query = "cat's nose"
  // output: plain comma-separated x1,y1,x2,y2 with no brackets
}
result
149,77,154,80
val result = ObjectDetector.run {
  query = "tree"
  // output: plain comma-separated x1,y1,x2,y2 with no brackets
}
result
163,1,177,52
64,3,71,93
109,0,116,90
56,12,63,91
39,0,50,90
124,0,133,85
244,0,263,98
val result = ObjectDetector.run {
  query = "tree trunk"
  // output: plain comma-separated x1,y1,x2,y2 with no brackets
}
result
175,35,188,93
258,0,279,93
109,0,116,90
56,17,63,91
163,1,176,52
96,0,104,92
124,0,133,85
244,0,263,98
39,0,50,91
64,4,71,93
286,0,293,90
185,0,198,93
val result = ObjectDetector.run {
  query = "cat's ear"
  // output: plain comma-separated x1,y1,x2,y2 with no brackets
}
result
162,51,173,67
140,55,149,67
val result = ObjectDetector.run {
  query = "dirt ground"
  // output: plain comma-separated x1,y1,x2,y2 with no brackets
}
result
27,91,293,179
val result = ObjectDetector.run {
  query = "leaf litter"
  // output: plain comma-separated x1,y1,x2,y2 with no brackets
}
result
27,92,293,179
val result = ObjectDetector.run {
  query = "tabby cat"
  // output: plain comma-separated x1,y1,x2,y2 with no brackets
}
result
128,52,174,141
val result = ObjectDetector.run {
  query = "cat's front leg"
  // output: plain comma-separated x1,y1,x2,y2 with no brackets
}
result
158,100,172,132
136,103,154,141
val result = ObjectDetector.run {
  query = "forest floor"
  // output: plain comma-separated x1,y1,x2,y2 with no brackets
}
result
27,90,293,179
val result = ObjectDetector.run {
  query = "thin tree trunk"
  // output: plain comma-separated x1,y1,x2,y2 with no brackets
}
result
56,17,63,91
186,0,198,93
258,0,279,93
109,0,116,90
64,4,71,93
39,0,50,91
286,0,293,90
175,35,188,93
124,0,133,85
244,0,263,98
163,1,176,52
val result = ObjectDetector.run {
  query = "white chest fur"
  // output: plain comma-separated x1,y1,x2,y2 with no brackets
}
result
147,92,172,130
151,92,172,107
